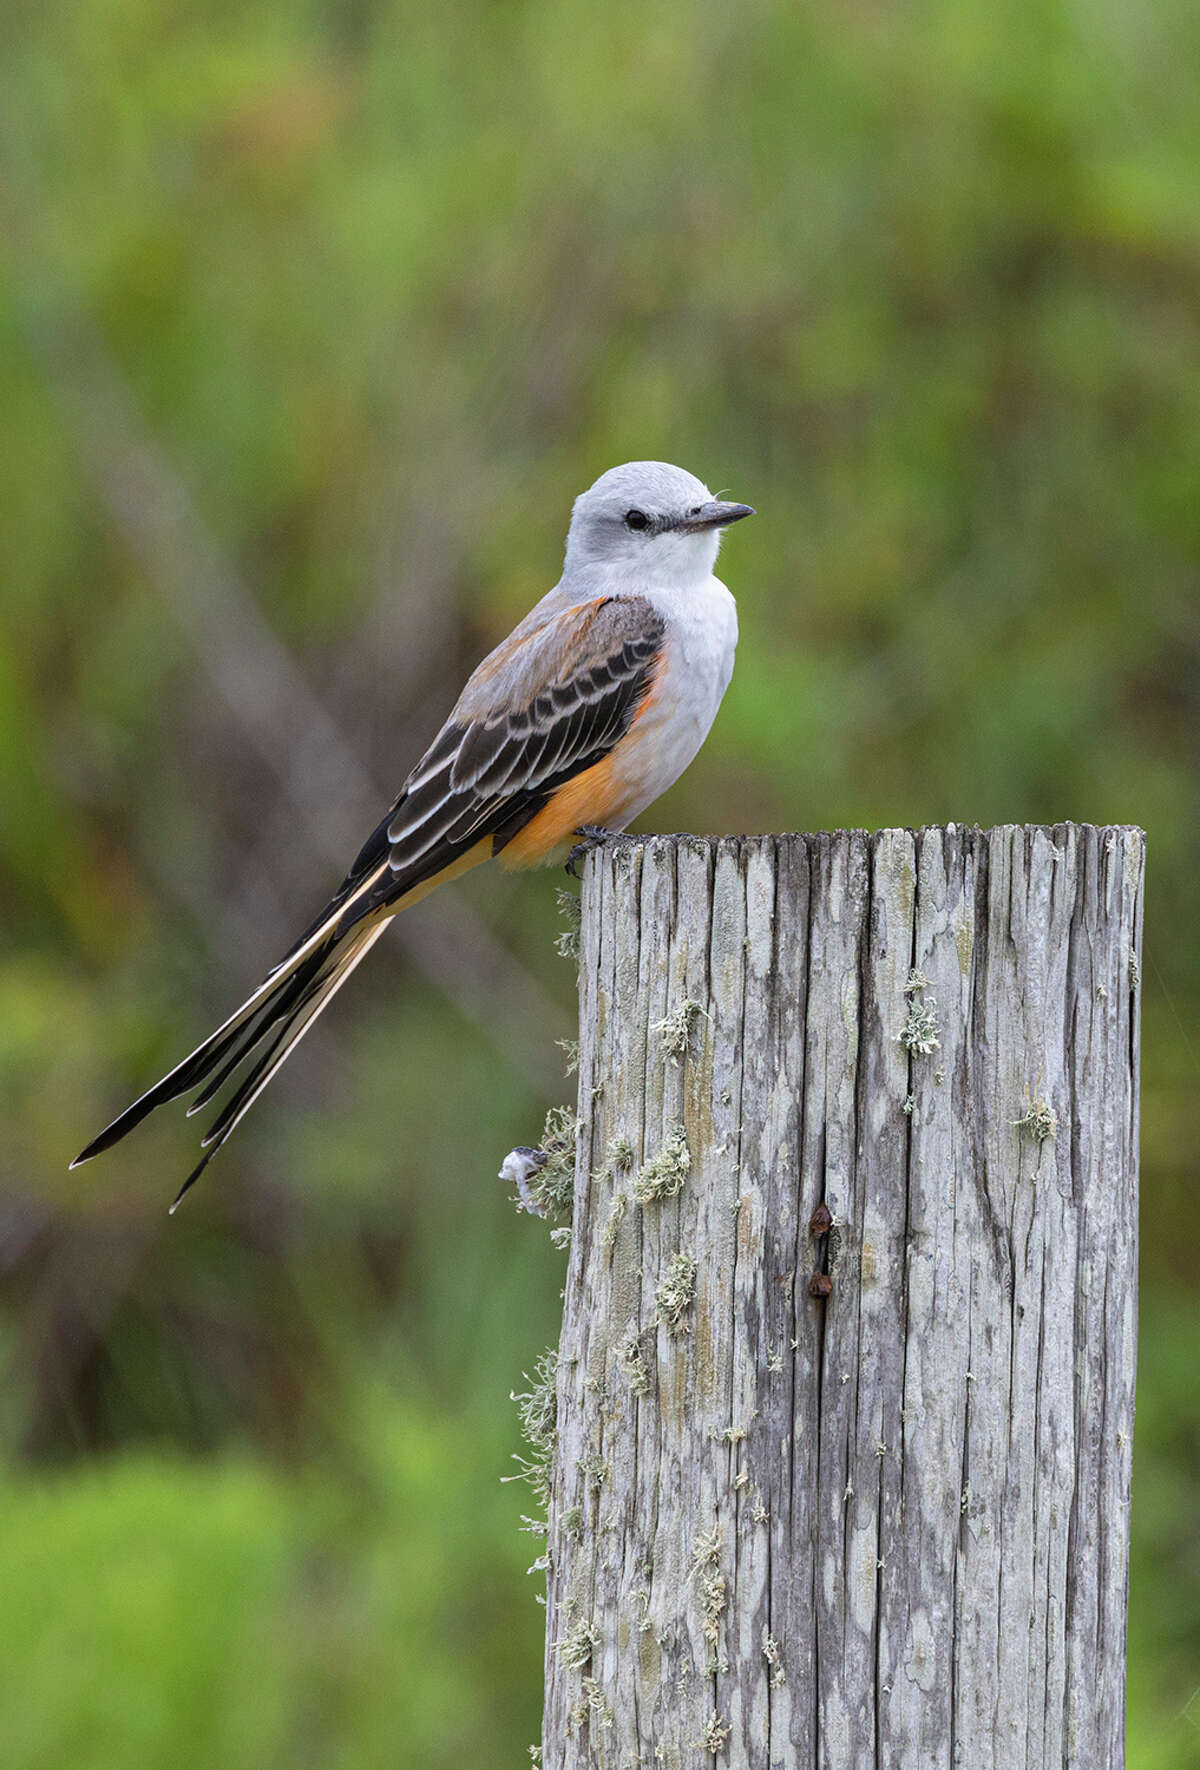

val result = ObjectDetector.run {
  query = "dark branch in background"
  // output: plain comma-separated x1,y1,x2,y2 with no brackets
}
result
28,306,568,1095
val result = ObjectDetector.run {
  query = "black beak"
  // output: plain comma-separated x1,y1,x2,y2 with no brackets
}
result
680,500,755,532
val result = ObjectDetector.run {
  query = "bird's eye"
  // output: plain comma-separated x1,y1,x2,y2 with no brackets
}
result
624,509,649,531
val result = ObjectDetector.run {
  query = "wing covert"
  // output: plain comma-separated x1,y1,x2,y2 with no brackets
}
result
378,595,665,895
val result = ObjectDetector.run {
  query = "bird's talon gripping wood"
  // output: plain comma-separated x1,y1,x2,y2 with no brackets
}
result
565,824,614,879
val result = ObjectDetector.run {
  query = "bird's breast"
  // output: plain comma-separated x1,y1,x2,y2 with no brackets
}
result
496,575,737,869
605,576,738,825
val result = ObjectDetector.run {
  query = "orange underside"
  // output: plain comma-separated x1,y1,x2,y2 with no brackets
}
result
497,752,627,870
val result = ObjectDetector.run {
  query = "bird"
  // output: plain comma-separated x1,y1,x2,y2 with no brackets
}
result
72,460,754,1209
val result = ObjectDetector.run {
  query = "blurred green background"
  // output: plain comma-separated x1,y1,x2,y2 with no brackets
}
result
2,0,1198,1763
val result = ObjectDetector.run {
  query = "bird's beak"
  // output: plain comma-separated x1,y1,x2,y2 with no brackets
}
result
680,500,756,532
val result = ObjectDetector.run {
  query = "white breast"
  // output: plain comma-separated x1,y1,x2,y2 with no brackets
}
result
607,574,739,827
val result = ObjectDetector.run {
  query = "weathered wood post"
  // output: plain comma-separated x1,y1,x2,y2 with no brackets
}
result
542,825,1142,1769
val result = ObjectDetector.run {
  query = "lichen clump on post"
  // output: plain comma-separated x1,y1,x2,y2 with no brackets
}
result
555,1618,599,1670
530,1105,579,1220
632,1123,691,1204
702,1712,731,1752
652,997,707,1061
899,968,941,1056
507,1350,558,1515
691,1526,729,1676
1014,1095,1058,1143
621,1332,652,1397
554,887,582,961
594,1134,634,1184
655,1251,698,1336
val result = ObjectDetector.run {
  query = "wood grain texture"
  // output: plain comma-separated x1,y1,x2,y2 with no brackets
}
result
541,825,1142,1770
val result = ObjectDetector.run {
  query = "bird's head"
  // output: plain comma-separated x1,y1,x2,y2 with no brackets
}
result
564,461,754,583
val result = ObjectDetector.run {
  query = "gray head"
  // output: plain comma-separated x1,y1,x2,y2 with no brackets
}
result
563,461,753,582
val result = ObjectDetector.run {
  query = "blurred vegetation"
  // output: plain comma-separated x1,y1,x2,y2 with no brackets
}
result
1,0,1198,1762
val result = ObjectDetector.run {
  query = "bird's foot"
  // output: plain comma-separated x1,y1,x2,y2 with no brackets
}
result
566,824,614,879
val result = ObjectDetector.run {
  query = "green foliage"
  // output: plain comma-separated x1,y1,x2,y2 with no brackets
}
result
0,1388,541,1770
1128,1291,1200,1769
0,0,1197,1756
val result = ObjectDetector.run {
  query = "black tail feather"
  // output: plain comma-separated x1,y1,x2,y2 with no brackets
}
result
169,925,384,1210
169,1146,217,1215
198,1016,302,1151
71,932,341,1170
73,837,397,1200
185,942,333,1117
75,917,388,1210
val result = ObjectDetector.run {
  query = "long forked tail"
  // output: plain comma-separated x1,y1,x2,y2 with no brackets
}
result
71,909,389,1211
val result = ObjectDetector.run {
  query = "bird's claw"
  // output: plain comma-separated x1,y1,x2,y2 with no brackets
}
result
566,825,613,879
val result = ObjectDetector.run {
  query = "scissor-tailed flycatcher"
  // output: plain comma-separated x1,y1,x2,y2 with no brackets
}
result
73,461,753,1207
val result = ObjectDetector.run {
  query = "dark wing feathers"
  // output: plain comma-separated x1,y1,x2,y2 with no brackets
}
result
373,595,666,899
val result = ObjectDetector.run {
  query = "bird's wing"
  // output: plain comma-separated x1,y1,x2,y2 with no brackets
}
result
321,593,667,918
72,594,667,1189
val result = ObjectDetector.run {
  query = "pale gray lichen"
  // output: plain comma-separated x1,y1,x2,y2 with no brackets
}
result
691,1526,728,1668
554,888,581,960
655,1251,698,1336
506,1350,557,1513
652,997,708,1061
1014,1096,1057,1144
594,1134,634,1185
622,1332,652,1397
578,1453,608,1494
556,1619,600,1670
574,1677,613,1731
904,966,932,996
632,1124,691,1205
702,1712,731,1753
899,990,941,1056
530,1105,579,1220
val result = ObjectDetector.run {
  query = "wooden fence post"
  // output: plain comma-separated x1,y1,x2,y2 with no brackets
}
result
540,825,1142,1769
